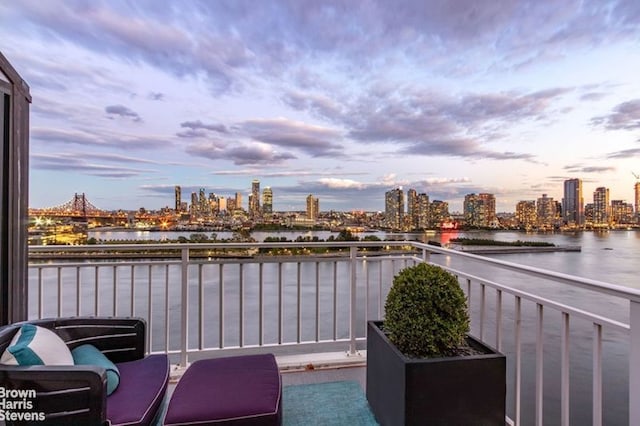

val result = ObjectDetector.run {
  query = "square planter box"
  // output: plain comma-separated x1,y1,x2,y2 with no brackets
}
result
366,321,506,426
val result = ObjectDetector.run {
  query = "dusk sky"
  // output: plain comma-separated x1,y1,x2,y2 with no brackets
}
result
2,0,639,212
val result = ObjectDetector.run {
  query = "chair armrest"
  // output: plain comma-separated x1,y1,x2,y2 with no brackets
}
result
0,364,107,425
31,317,146,363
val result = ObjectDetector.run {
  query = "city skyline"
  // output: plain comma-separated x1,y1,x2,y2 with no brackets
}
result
2,1,640,212
166,176,636,216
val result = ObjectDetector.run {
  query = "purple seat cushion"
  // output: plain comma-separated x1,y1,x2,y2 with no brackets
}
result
164,354,281,426
108,354,170,426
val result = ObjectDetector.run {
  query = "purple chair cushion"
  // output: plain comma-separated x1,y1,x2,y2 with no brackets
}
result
164,354,281,426
108,354,170,426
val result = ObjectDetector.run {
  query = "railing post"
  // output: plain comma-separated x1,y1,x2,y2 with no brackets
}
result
422,247,430,264
180,247,189,367
630,300,640,426
349,245,357,355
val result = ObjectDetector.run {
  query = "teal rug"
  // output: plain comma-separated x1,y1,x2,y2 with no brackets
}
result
283,381,379,425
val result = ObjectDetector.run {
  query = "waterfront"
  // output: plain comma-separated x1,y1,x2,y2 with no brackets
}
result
54,230,640,424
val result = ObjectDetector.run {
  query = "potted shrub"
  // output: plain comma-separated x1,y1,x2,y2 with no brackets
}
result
366,263,506,426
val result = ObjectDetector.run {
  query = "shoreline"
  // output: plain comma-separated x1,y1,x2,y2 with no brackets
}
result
448,244,581,254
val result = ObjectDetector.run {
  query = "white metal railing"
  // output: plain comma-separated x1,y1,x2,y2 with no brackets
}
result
27,241,640,425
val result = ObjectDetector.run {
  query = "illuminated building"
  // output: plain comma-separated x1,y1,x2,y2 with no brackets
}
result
611,200,634,225
208,193,219,215
263,187,273,214
464,193,496,227
417,193,430,229
429,200,449,228
563,179,584,226
407,189,418,229
593,187,610,226
306,194,319,220
174,186,181,212
249,179,261,217
536,194,556,228
385,188,404,230
190,192,198,216
635,182,640,221
516,201,537,229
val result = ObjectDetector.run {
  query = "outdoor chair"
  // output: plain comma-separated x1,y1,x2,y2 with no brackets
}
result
0,317,169,425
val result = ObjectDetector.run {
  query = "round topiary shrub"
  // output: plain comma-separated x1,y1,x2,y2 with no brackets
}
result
384,263,469,358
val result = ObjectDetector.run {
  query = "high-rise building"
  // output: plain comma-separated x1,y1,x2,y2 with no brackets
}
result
262,187,273,214
593,187,610,226
190,192,198,216
417,193,430,229
208,193,219,215
174,186,181,212
407,189,418,229
199,188,210,216
385,188,404,230
249,179,261,217
585,203,594,223
563,178,584,227
306,194,319,220
430,200,449,228
515,201,537,229
611,200,634,225
235,192,243,211
536,194,556,228
635,182,640,220
463,193,496,227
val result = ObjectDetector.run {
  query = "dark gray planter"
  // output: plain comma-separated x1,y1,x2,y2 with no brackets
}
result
366,321,506,426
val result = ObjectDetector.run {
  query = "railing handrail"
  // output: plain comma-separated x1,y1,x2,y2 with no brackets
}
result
29,240,640,301
413,241,640,302
27,240,414,251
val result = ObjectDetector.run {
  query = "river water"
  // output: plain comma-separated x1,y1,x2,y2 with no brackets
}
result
87,228,639,425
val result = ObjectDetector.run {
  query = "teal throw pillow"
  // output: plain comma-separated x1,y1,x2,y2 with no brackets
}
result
0,324,74,366
72,344,120,395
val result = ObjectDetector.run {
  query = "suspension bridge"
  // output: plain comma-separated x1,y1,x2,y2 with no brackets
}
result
29,193,114,219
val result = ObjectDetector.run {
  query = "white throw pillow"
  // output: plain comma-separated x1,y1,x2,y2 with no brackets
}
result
0,324,74,366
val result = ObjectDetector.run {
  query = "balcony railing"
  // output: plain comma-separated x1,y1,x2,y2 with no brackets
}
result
28,241,640,426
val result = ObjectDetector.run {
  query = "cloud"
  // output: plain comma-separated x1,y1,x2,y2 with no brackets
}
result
31,153,156,178
185,140,296,165
9,0,638,98
318,178,366,190
105,105,142,122
287,86,565,162
282,91,343,122
606,147,640,159
591,99,640,130
564,164,616,173
179,120,228,135
580,92,607,102
32,127,174,150
240,118,343,157
31,128,103,146
211,169,368,178
148,92,164,101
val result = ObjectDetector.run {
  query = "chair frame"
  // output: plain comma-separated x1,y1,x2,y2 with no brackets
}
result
0,317,151,425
